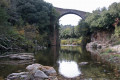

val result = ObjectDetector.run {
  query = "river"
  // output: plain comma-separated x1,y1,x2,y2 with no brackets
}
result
0,46,119,80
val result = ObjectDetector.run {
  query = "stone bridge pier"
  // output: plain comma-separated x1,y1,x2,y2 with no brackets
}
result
50,7,87,46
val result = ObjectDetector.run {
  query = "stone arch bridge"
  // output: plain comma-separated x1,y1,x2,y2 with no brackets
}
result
50,7,88,46
55,7,87,20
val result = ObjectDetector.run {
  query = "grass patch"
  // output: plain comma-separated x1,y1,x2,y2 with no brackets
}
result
61,38,82,45
101,48,114,55
113,54,120,57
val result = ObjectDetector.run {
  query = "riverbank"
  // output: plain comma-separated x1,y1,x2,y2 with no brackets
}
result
86,42,120,78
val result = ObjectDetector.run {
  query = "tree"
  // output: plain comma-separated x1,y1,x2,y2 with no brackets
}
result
60,25,76,39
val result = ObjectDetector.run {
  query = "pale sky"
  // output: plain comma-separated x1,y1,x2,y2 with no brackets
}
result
45,0,120,25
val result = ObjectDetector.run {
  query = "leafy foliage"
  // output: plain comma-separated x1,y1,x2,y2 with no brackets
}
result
76,2,120,38
60,25,76,39
0,0,59,50
8,0,58,33
74,20,90,37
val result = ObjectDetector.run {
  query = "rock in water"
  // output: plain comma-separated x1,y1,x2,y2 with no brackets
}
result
9,53,34,60
34,70,48,79
79,62,88,66
0,60,34,65
41,66,57,76
7,72,29,80
26,63,42,73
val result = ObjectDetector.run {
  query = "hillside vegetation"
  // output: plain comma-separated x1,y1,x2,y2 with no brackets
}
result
0,0,59,51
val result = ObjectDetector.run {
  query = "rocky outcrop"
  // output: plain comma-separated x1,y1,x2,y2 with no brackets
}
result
0,53,34,60
6,72,29,80
91,30,113,43
0,53,35,65
86,41,107,49
0,60,34,65
86,30,113,51
7,63,58,80
9,53,34,60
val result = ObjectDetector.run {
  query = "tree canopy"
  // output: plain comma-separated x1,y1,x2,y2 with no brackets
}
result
0,0,59,50
76,2,120,37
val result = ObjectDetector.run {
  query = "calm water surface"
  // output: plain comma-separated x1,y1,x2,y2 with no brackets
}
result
0,46,119,80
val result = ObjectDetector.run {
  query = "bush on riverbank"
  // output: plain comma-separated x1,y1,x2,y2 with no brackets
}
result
111,26,120,45
61,37,82,45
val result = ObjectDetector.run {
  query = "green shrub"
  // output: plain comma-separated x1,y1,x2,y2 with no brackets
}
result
114,26,120,37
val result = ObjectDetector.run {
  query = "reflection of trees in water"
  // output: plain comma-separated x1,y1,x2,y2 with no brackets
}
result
0,64,26,78
59,51,80,62
59,46,92,62
61,46,82,53
61,50,80,54
35,49,56,66
80,64,115,79
59,46,117,79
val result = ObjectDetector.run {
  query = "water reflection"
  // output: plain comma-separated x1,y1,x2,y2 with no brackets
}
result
57,46,117,79
58,46,82,78
58,61,81,78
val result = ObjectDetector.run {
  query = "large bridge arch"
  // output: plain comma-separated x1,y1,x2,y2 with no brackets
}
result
55,7,87,20
58,12,83,20
50,7,88,46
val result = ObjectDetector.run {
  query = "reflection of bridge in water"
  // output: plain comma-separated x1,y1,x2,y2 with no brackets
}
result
51,7,88,46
